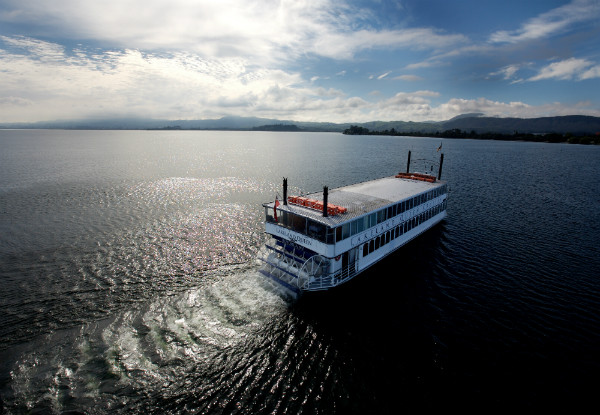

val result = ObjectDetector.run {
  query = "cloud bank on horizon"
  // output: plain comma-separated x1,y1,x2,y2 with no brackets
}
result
0,0,599,123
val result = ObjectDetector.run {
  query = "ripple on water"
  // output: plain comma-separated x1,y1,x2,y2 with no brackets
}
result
2,269,292,413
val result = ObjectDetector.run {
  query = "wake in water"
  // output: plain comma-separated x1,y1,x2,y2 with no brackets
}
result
2,268,293,414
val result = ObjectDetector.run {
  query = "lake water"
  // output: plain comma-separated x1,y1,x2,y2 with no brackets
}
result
1,130,599,413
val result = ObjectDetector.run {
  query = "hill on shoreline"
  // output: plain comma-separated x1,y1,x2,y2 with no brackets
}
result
2,114,599,135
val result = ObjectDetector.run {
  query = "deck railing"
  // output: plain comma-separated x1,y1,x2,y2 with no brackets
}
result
304,262,358,291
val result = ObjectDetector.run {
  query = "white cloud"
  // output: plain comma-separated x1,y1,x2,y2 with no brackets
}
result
1,36,598,125
0,0,466,63
489,0,600,44
350,95,600,123
394,75,424,82
311,28,467,60
580,65,600,80
529,58,600,81
490,64,520,80
0,36,309,121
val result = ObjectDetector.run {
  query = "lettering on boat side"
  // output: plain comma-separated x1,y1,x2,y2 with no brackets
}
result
350,218,398,247
274,226,313,246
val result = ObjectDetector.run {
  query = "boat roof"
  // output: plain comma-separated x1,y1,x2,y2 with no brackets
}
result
265,175,446,227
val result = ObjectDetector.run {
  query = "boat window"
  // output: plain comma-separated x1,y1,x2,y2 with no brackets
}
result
375,237,380,250
369,239,374,253
326,227,335,244
350,220,358,236
357,217,366,233
369,213,377,227
335,226,342,242
377,210,385,224
363,243,368,257
387,206,393,219
290,213,306,234
392,204,397,217
308,220,326,241
342,223,350,240
386,232,390,244
265,207,275,223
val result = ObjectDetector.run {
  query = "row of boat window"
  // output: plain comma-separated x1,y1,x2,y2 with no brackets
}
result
265,184,447,244
362,201,447,258
336,184,448,242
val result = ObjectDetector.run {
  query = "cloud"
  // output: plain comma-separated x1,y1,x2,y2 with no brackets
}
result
311,28,467,60
0,96,32,106
0,36,309,121
529,58,600,81
490,64,521,80
489,0,600,44
1,35,598,125
394,75,424,82
0,0,467,63
355,94,600,123
581,65,600,80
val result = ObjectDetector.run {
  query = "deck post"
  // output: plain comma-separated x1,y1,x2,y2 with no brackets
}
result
406,151,411,173
438,154,444,180
283,177,288,205
323,186,328,217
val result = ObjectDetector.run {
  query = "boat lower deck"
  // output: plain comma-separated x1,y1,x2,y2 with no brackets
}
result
258,208,447,294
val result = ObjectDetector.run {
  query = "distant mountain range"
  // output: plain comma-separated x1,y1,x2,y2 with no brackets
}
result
2,114,599,134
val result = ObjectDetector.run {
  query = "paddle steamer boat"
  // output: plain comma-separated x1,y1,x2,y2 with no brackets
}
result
258,152,447,296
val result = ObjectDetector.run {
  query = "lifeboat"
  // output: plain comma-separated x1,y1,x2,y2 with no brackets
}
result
395,172,436,183
287,196,347,216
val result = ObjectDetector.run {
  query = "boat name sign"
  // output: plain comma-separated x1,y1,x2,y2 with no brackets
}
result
350,218,398,247
274,226,315,247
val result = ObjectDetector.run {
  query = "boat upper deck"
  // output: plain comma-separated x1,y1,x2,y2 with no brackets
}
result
265,175,447,227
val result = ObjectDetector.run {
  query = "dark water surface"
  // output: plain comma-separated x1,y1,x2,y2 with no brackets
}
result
1,130,599,413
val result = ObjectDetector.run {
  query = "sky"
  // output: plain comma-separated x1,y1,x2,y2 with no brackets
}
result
0,0,599,123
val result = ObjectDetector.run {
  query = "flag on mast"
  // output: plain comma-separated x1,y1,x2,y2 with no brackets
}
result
274,197,280,222
437,142,442,152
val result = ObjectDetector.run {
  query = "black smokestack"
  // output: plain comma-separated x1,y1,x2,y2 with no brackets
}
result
323,186,328,217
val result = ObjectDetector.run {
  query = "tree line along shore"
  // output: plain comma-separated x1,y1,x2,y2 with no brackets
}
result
342,125,599,145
